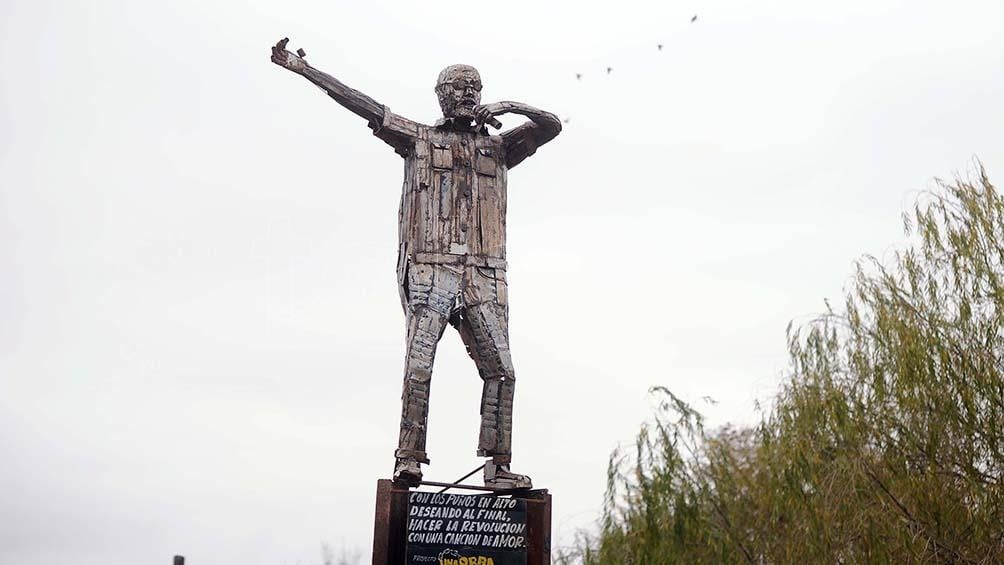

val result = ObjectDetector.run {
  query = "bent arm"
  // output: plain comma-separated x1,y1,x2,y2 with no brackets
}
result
497,101,562,147
497,101,562,169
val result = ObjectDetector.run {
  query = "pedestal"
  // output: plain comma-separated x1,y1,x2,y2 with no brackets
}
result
372,479,551,565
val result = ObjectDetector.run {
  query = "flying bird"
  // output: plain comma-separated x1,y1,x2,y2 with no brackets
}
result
606,66,612,74
563,117,571,124
691,14,698,22
657,43,663,51
575,73,582,80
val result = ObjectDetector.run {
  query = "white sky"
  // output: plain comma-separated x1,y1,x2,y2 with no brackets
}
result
3,0,1004,563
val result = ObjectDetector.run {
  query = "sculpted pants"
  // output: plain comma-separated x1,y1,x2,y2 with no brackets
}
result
395,262,515,465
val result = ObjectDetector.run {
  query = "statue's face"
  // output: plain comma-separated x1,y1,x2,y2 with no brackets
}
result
435,65,482,121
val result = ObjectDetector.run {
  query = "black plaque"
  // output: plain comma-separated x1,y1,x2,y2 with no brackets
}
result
405,491,528,565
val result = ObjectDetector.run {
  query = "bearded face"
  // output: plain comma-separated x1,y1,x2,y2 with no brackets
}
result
435,64,482,121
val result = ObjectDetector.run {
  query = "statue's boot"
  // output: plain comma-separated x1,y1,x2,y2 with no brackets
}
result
484,460,532,489
393,457,423,487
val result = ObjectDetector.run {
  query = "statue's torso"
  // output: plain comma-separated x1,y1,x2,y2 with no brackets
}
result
398,127,509,269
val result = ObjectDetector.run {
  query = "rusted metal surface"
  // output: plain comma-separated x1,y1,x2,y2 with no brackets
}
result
372,480,391,565
270,39,561,488
437,463,487,493
373,480,409,565
415,479,525,494
519,490,552,565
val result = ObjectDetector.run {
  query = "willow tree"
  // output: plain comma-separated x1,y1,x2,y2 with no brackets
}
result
562,166,1004,564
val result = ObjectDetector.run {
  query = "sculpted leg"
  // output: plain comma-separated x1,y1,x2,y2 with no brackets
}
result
394,264,459,485
456,272,531,488
395,305,449,466
456,299,515,458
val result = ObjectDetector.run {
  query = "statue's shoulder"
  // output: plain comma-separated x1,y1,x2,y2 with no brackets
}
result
375,110,428,139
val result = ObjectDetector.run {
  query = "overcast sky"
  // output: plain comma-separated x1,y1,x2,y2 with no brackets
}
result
3,0,1004,563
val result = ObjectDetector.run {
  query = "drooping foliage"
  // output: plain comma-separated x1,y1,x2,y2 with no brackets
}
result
561,167,1004,564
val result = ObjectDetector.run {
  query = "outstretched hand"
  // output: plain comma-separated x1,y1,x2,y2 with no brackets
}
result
270,38,308,73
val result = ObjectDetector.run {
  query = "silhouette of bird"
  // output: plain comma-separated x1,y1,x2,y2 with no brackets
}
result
575,73,582,80
657,43,663,51
691,14,698,22
563,117,571,124
606,66,612,74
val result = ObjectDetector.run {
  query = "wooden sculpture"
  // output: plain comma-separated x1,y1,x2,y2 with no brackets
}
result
271,38,561,488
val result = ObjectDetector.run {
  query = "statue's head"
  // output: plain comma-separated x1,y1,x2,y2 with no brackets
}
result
435,64,482,121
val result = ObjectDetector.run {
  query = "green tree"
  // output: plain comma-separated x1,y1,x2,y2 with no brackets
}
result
561,166,1004,564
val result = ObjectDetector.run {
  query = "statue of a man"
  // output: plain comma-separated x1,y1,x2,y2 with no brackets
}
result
271,38,561,488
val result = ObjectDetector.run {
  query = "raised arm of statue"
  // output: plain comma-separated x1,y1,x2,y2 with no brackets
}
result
271,37,421,156
270,38,385,127
478,102,562,169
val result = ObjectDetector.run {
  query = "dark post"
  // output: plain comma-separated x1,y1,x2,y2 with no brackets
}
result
173,556,185,565
372,480,409,565
518,490,552,565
